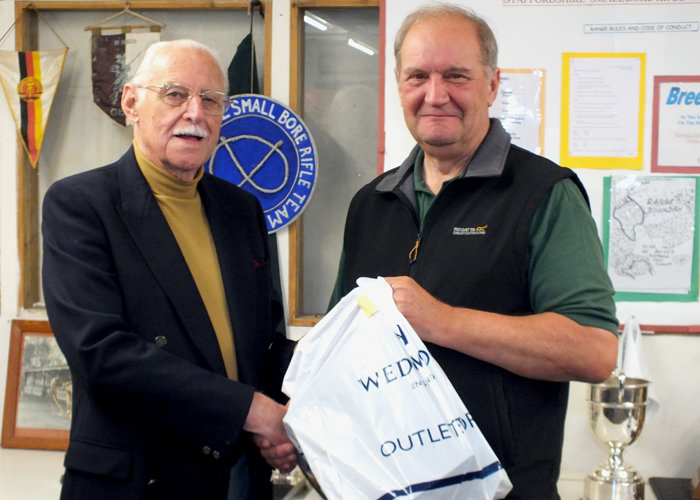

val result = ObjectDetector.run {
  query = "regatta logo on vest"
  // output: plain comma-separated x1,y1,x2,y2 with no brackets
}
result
453,225,487,236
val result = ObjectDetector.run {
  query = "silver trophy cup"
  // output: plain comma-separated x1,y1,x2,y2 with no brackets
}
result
583,373,650,500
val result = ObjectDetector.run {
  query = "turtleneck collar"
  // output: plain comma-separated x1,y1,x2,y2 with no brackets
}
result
134,141,204,199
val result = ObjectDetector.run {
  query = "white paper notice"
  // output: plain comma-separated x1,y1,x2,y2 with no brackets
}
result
657,81,700,168
568,57,641,157
490,70,543,155
608,176,696,294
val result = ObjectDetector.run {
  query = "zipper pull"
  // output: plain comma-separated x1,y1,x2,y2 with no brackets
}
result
409,235,421,264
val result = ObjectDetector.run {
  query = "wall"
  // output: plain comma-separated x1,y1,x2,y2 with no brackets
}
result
0,0,698,492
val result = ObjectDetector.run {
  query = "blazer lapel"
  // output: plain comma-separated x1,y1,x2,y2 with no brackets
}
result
114,149,228,376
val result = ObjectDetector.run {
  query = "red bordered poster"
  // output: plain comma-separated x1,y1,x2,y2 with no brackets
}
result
652,75,700,173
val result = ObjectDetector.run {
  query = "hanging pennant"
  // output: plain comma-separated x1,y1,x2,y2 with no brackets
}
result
91,31,160,126
0,49,67,168
0,6,68,168
85,5,164,126
0,49,67,167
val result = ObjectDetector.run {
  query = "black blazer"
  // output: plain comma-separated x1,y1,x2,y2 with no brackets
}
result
41,147,295,500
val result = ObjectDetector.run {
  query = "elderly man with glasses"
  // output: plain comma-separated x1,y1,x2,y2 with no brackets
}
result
42,39,297,500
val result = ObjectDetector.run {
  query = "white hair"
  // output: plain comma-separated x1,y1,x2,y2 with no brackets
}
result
129,39,228,92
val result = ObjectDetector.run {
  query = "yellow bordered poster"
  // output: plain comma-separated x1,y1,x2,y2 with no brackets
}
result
561,53,645,170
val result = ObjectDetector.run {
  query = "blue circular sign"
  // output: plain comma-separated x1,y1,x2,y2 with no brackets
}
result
208,94,318,233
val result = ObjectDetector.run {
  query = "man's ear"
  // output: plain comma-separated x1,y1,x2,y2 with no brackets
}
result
121,83,140,123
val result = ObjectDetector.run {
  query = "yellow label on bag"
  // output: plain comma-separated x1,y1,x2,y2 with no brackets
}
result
356,294,378,318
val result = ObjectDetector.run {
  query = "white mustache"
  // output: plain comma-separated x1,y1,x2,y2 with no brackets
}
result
173,125,209,138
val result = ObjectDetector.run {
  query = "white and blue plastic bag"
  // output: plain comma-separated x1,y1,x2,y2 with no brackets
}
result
283,277,512,500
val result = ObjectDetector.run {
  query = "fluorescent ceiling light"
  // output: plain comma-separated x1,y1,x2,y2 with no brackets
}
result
347,38,375,56
304,14,328,31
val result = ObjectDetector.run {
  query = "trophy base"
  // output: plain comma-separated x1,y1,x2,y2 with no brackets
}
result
583,473,645,500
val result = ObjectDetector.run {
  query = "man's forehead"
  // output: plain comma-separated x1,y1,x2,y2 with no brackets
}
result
399,36,482,74
400,63,477,75
148,49,224,88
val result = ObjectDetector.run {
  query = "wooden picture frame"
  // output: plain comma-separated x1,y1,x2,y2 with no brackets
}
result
2,319,70,450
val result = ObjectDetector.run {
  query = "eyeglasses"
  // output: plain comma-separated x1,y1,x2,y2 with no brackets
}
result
140,82,231,115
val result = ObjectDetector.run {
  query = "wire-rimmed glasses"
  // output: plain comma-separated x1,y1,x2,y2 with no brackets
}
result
141,82,231,116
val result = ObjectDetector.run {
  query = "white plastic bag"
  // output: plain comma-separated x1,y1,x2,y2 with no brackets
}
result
283,277,512,500
618,316,659,418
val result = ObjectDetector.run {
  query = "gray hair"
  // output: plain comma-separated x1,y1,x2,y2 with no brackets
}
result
394,3,498,80
130,39,229,92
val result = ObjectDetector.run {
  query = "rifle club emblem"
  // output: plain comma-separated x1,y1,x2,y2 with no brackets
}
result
208,94,318,233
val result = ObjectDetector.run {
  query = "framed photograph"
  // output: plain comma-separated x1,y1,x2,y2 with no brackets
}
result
2,320,70,450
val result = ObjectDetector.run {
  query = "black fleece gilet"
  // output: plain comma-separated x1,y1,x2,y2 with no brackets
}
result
342,143,587,499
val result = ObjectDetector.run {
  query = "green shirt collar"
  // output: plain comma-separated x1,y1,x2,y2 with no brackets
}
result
412,148,469,197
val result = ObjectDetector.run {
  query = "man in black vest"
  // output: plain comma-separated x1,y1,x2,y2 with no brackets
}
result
330,4,619,499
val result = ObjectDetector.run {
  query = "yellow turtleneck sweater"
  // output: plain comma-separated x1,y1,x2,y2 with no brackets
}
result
134,143,238,380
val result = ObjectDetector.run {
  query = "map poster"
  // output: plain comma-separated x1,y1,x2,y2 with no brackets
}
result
651,75,700,173
603,175,699,301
